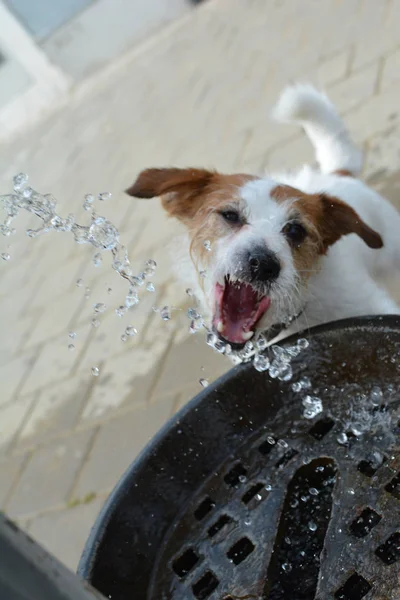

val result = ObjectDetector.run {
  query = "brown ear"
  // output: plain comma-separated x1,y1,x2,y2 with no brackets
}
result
125,167,216,220
318,194,383,251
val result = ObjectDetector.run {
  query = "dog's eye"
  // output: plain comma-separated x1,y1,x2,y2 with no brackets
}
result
282,222,307,246
220,210,240,224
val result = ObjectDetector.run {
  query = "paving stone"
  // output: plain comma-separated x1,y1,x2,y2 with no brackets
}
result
74,396,176,497
17,375,93,448
0,454,28,508
80,339,170,422
0,350,38,408
0,395,37,453
7,428,95,517
20,324,93,395
24,291,87,348
328,62,379,113
151,334,228,400
317,50,350,86
381,47,400,91
28,497,105,571
0,311,39,366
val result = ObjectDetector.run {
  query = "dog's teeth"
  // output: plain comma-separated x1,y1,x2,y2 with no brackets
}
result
217,321,224,333
242,331,254,341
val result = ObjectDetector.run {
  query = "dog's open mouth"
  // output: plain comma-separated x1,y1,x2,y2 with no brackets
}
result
212,277,271,345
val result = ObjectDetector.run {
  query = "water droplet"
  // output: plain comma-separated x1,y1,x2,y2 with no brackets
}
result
91,318,100,328
125,326,137,337
115,305,127,317
83,194,95,211
199,378,209,388
107,287,112,294
244,517,252,526
93,303,107,313
370,386,383,404
76,278,84,287
91,366,100,376
187,307,201,320
253,354,270,372
282,563,292,572
278,439,288,448
309,487,319,496
203,240,211,251
348,488,355,495
297,338,309,350
84,287,91,298
146,282,155,292
93,252,102,266
121,334,127,342
88,216,119,250
308,521,317,532
277,363,293,382
98,192,112,201
256,335,268,351
68,343,75,351
268,364,280,378
267,436,275,445
337,432,348,445
292,381,302,393
206,332,217,347
239,474,247,483
1,252,10,261
13,172,28,191
214,339,225,353
302,396,323,419
160,306,171,321
255,493,262,501
125,292,139,307
265,483,272,491
186,288,193,297
68,331,76,339
199,270,207,278
145,258,157,269
299,376,311,389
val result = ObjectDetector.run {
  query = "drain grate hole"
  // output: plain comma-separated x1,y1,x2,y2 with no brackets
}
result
227,537,255,565
275,448,298,469
242,482,264,505
224,463,247,487
334,573,372,599
172,548,200,578
375,532,400,565
258,436,276,455
192,571,219,600
208,514,232,538
350,507,381,538
357,455,386,477
309,417,335,440
385,472,400,499
194,497,216,521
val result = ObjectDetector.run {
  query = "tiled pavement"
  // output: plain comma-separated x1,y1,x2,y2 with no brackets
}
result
2,0,400,573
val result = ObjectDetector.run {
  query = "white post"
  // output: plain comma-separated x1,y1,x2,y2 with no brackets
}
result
0,1,71,142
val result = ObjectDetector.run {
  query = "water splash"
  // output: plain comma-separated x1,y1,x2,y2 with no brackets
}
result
2,174,316,410
1,174,157,315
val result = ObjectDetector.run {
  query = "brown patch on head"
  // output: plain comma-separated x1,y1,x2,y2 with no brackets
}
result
334,169,355,177
272,183,383,283
126,167,256,286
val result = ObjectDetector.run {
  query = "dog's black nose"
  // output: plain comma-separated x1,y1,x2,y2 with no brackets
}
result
248,247,281,282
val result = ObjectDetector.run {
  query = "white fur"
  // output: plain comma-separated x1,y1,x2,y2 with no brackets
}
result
272,83,363,175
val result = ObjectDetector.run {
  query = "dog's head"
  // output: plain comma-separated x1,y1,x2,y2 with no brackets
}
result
126,168,382,348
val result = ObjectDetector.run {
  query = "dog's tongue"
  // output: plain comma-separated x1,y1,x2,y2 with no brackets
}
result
213,280,271,344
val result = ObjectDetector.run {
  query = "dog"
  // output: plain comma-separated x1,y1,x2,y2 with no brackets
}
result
126,84,400,350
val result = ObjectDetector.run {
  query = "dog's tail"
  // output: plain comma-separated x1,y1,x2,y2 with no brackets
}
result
272,84,362,176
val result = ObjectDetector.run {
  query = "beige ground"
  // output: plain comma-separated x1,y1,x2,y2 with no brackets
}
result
1,0,400,572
